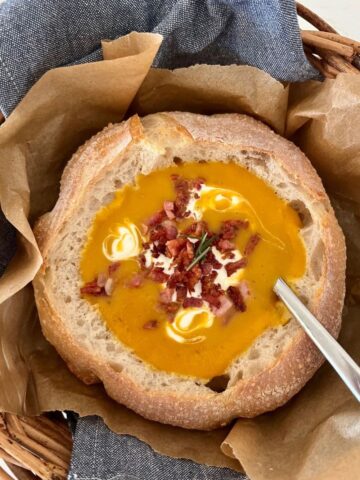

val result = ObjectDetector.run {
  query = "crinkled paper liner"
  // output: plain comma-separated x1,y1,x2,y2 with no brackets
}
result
0,33,359,479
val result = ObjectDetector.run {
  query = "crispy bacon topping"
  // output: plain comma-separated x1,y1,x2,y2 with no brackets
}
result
183,297,203,308
211,295,234,322
220,219,248,239
244,233,261,256
108,261,120,275
149,268,169,283
163,200,175,219
159,288,174,304
217,239,235,252
225,258,248,276
80,281,105,296
82,174,260,325
227,286,246,312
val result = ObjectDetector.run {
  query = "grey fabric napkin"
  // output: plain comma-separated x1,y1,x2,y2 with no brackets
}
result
0,0,318,478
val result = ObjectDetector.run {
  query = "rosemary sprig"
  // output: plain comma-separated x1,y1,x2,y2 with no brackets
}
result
186,232,217,271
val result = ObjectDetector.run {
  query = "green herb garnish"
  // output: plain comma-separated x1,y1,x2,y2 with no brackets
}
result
186,232,217,271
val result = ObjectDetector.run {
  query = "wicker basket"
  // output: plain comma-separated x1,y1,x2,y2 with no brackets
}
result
0,3,359,479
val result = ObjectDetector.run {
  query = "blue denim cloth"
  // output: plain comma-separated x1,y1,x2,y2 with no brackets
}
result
0,0,317,117
0,1,318,478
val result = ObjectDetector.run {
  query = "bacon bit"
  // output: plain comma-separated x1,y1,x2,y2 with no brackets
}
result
192,177,205,190
217,239,235,252
227,286,246,312
244,233,261,256
225,258,247,276
173,176,191,218
162,220,178,240
166,237,186,257
183,297,203,308
128,274,143,288
143,319,159,330
163,201,175,220
108,262,121,275
104,278,114,296
176,285,187,302
186,240,194,259
205,250,222,269
139,253,147,269
220,219,249,240
159,288,174,304
238,280,251,300
80,281,105,296
159,302,179,314
175,247,192,269
203,294,221,308
184,221,209,238
185,264,202,291
149,268,169,283
146,210,166,227
201,262,213,276
149,225,167,243
167,270,185,288
211,295,234,322
223,251,235,259
97,272,107,287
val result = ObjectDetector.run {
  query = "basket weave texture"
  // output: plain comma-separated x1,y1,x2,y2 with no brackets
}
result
0,3,359,479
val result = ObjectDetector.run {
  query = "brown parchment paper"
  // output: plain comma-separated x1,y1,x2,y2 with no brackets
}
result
0,31,359,479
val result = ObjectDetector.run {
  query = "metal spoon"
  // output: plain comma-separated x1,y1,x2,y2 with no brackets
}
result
274,277,360,402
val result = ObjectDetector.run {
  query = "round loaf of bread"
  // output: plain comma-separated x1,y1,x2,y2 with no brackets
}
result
33,112,346,430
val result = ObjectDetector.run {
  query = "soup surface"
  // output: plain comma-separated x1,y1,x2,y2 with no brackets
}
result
80,162,306,379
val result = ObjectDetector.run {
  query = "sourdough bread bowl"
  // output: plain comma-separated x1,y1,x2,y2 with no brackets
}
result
33,112,345,430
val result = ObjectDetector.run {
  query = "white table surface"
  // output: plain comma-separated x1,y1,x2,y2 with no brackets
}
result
299,0,359,38
0,0,358,478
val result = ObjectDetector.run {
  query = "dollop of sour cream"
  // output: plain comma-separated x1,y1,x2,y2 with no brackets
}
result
102,220,142,262
165,307,215,344
187,185,246,220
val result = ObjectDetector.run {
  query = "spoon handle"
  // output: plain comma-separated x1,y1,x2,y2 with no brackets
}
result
274,278,360,402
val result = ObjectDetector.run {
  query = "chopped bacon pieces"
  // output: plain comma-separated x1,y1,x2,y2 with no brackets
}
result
159,301,180,317
183,297,203,308
211,295,234,322
108,261,120,275
217,239,235,252
163,201,175,219
220,219,248,240
80,281,105,296
227,286,246,312
159,288,174,304
205,250,222,269
225,258,248,276
166,237,186,257
81,174,258,324
244,233,261,256
162,220,178,240
149,267,169,283
176,285,187,302
184,220,209,238
149,223,177,243
146,210,166,227
81,262,120,297
201,262,213,276
238,279,251,300
96,272,107,287
143,319,159,330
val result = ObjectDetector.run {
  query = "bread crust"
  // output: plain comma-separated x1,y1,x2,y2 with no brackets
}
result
33,112,346,430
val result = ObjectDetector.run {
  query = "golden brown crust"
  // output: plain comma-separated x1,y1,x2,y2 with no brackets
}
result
32,112,346,430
